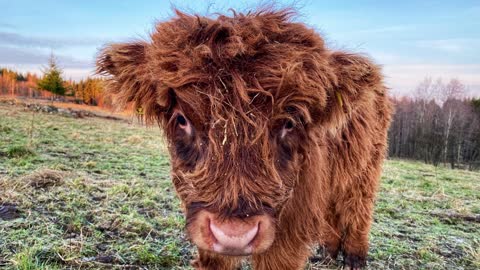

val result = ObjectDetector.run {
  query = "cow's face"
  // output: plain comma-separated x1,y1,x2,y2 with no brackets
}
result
97,9,358,256
162,91,312,255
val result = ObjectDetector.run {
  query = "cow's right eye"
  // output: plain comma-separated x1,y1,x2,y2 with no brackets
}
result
175,112,192,135
177,114,187,126
280,119,295,139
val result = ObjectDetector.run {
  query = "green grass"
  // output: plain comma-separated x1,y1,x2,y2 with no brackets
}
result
1,103,479,269
369,159,480,269
5,145,36,159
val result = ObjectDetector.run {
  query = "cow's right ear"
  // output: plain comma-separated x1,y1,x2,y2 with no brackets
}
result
97,41,164,124
97,42,148,76
320,52,385,131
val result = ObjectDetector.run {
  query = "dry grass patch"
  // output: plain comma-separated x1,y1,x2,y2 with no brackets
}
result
22,169,65,189
124,134,144,144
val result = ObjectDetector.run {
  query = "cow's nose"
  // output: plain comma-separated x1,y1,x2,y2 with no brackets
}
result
187,210,275,255
209,217,259,255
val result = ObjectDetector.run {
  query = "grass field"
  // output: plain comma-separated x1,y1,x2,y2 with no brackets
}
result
1,102,479,269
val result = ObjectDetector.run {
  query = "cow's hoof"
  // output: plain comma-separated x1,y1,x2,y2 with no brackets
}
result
190,258,208,270
320,243,339,261
326,248,339,261
190,259,200,270
344,253,366,269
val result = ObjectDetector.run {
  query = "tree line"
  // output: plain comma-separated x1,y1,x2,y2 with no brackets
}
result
388,78,480,170
1,55,107,106
0,68,44,97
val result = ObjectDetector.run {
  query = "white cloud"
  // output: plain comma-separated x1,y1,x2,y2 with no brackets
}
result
352,25,413,35
371,52,409,64
383,64,480,97
0,22,15,29
3,64,94,81
0,31,105,49
333,25,414,38
415,38,480,53
0,46,92,68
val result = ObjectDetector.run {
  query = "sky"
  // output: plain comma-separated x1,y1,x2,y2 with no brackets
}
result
1,0,479,97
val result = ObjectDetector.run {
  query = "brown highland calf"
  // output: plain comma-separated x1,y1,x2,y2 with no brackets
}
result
97,8,392,270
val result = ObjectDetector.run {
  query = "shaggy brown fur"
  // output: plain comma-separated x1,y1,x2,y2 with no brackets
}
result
97,8,392,270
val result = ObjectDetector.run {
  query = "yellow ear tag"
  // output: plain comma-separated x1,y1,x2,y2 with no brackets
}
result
136,107,144,115
336,91,344,108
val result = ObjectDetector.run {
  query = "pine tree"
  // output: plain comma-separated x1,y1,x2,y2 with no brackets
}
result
472,98,480,113
37,54,66,98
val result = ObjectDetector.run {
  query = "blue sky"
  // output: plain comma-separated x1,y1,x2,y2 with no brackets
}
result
1,0,479,96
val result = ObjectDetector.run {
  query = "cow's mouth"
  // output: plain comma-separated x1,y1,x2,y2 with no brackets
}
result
187,210,275,256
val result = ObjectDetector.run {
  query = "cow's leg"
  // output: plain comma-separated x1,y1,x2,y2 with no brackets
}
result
322,206,342,260
191,249,241,270
252,234,311,270
338,197,374,269
337,171,379,269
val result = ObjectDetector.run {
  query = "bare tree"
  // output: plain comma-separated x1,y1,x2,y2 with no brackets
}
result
440,78,465,105
389,78,479,170
414,77,433,101
441,79,466,165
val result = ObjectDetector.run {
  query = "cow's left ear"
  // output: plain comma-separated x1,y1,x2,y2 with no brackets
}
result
323,52,385,129
97,41,165,124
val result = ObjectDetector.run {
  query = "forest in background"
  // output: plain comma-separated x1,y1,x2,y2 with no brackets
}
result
0,57,107,106
1,64,480,170
389,78,480,170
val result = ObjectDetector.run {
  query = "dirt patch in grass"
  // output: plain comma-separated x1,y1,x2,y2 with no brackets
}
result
430,211,480,223
0,98,128,122
0,203,22,220
0,124,13,133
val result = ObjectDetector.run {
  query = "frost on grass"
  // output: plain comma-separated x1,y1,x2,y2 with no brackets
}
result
0,103,479,269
